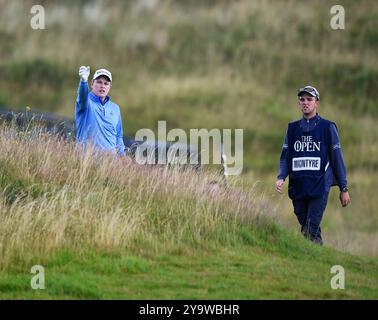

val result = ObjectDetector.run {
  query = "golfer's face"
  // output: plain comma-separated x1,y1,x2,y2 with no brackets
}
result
91,76,111,99
298,94,318,117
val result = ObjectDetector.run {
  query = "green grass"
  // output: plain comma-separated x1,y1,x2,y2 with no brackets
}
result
0,125,376,299
1,232,377,299
0,0,377,299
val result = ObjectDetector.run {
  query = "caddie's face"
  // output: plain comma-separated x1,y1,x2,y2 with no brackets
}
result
298,93,319,118
91,76,111,100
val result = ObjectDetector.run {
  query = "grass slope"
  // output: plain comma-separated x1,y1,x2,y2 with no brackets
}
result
0,0,377,256
0,126,377,299
1,238,377,299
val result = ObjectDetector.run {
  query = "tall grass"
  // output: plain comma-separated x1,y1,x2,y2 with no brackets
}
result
0,0,376,261
0,123,270,272
0,0,378,172
1,0,377,170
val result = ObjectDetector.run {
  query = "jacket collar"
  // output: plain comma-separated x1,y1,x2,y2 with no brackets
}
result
89,91,110,105
301,113,321,123
300,113,321,131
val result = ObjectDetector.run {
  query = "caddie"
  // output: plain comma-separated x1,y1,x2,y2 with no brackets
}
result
275,85,351,245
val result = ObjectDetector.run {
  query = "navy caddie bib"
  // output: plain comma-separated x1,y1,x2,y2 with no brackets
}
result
286,117,334,199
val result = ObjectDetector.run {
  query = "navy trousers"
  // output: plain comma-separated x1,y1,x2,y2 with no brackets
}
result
292,192,329,244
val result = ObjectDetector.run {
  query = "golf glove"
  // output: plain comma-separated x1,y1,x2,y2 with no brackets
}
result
79,66,90,82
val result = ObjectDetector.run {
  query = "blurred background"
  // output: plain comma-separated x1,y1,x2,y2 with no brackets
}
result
0,0,377,256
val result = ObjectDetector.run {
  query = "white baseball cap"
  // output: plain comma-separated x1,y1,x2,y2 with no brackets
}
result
92,68,112,82
297,85,320,100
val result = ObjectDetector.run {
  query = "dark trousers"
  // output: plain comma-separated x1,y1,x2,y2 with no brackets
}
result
292,192,329,244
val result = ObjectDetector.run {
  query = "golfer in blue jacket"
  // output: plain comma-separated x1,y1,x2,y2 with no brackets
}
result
75,66,126,156
275,86,350,245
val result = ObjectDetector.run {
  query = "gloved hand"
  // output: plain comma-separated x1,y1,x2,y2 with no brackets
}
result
79,66,90,82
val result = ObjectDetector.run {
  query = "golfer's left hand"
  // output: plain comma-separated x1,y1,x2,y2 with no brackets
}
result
339,191,351,207
79,65,90,82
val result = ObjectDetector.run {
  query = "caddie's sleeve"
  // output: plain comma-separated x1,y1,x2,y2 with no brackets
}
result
277,130,289,180
329,124,347,191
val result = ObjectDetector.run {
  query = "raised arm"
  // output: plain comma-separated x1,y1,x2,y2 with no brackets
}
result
75,66,90,114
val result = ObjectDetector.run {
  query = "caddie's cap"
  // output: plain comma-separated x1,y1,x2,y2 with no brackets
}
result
93,68,112,82
297,85,320,100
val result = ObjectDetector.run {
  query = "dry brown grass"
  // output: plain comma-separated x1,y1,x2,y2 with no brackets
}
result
0,123,270,272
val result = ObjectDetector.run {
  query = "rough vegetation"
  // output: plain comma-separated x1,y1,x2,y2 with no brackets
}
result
0,0,377,298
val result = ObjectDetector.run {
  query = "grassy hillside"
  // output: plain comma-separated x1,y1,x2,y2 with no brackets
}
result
0,0,377,297
0,125,377,299
0,0,377,171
